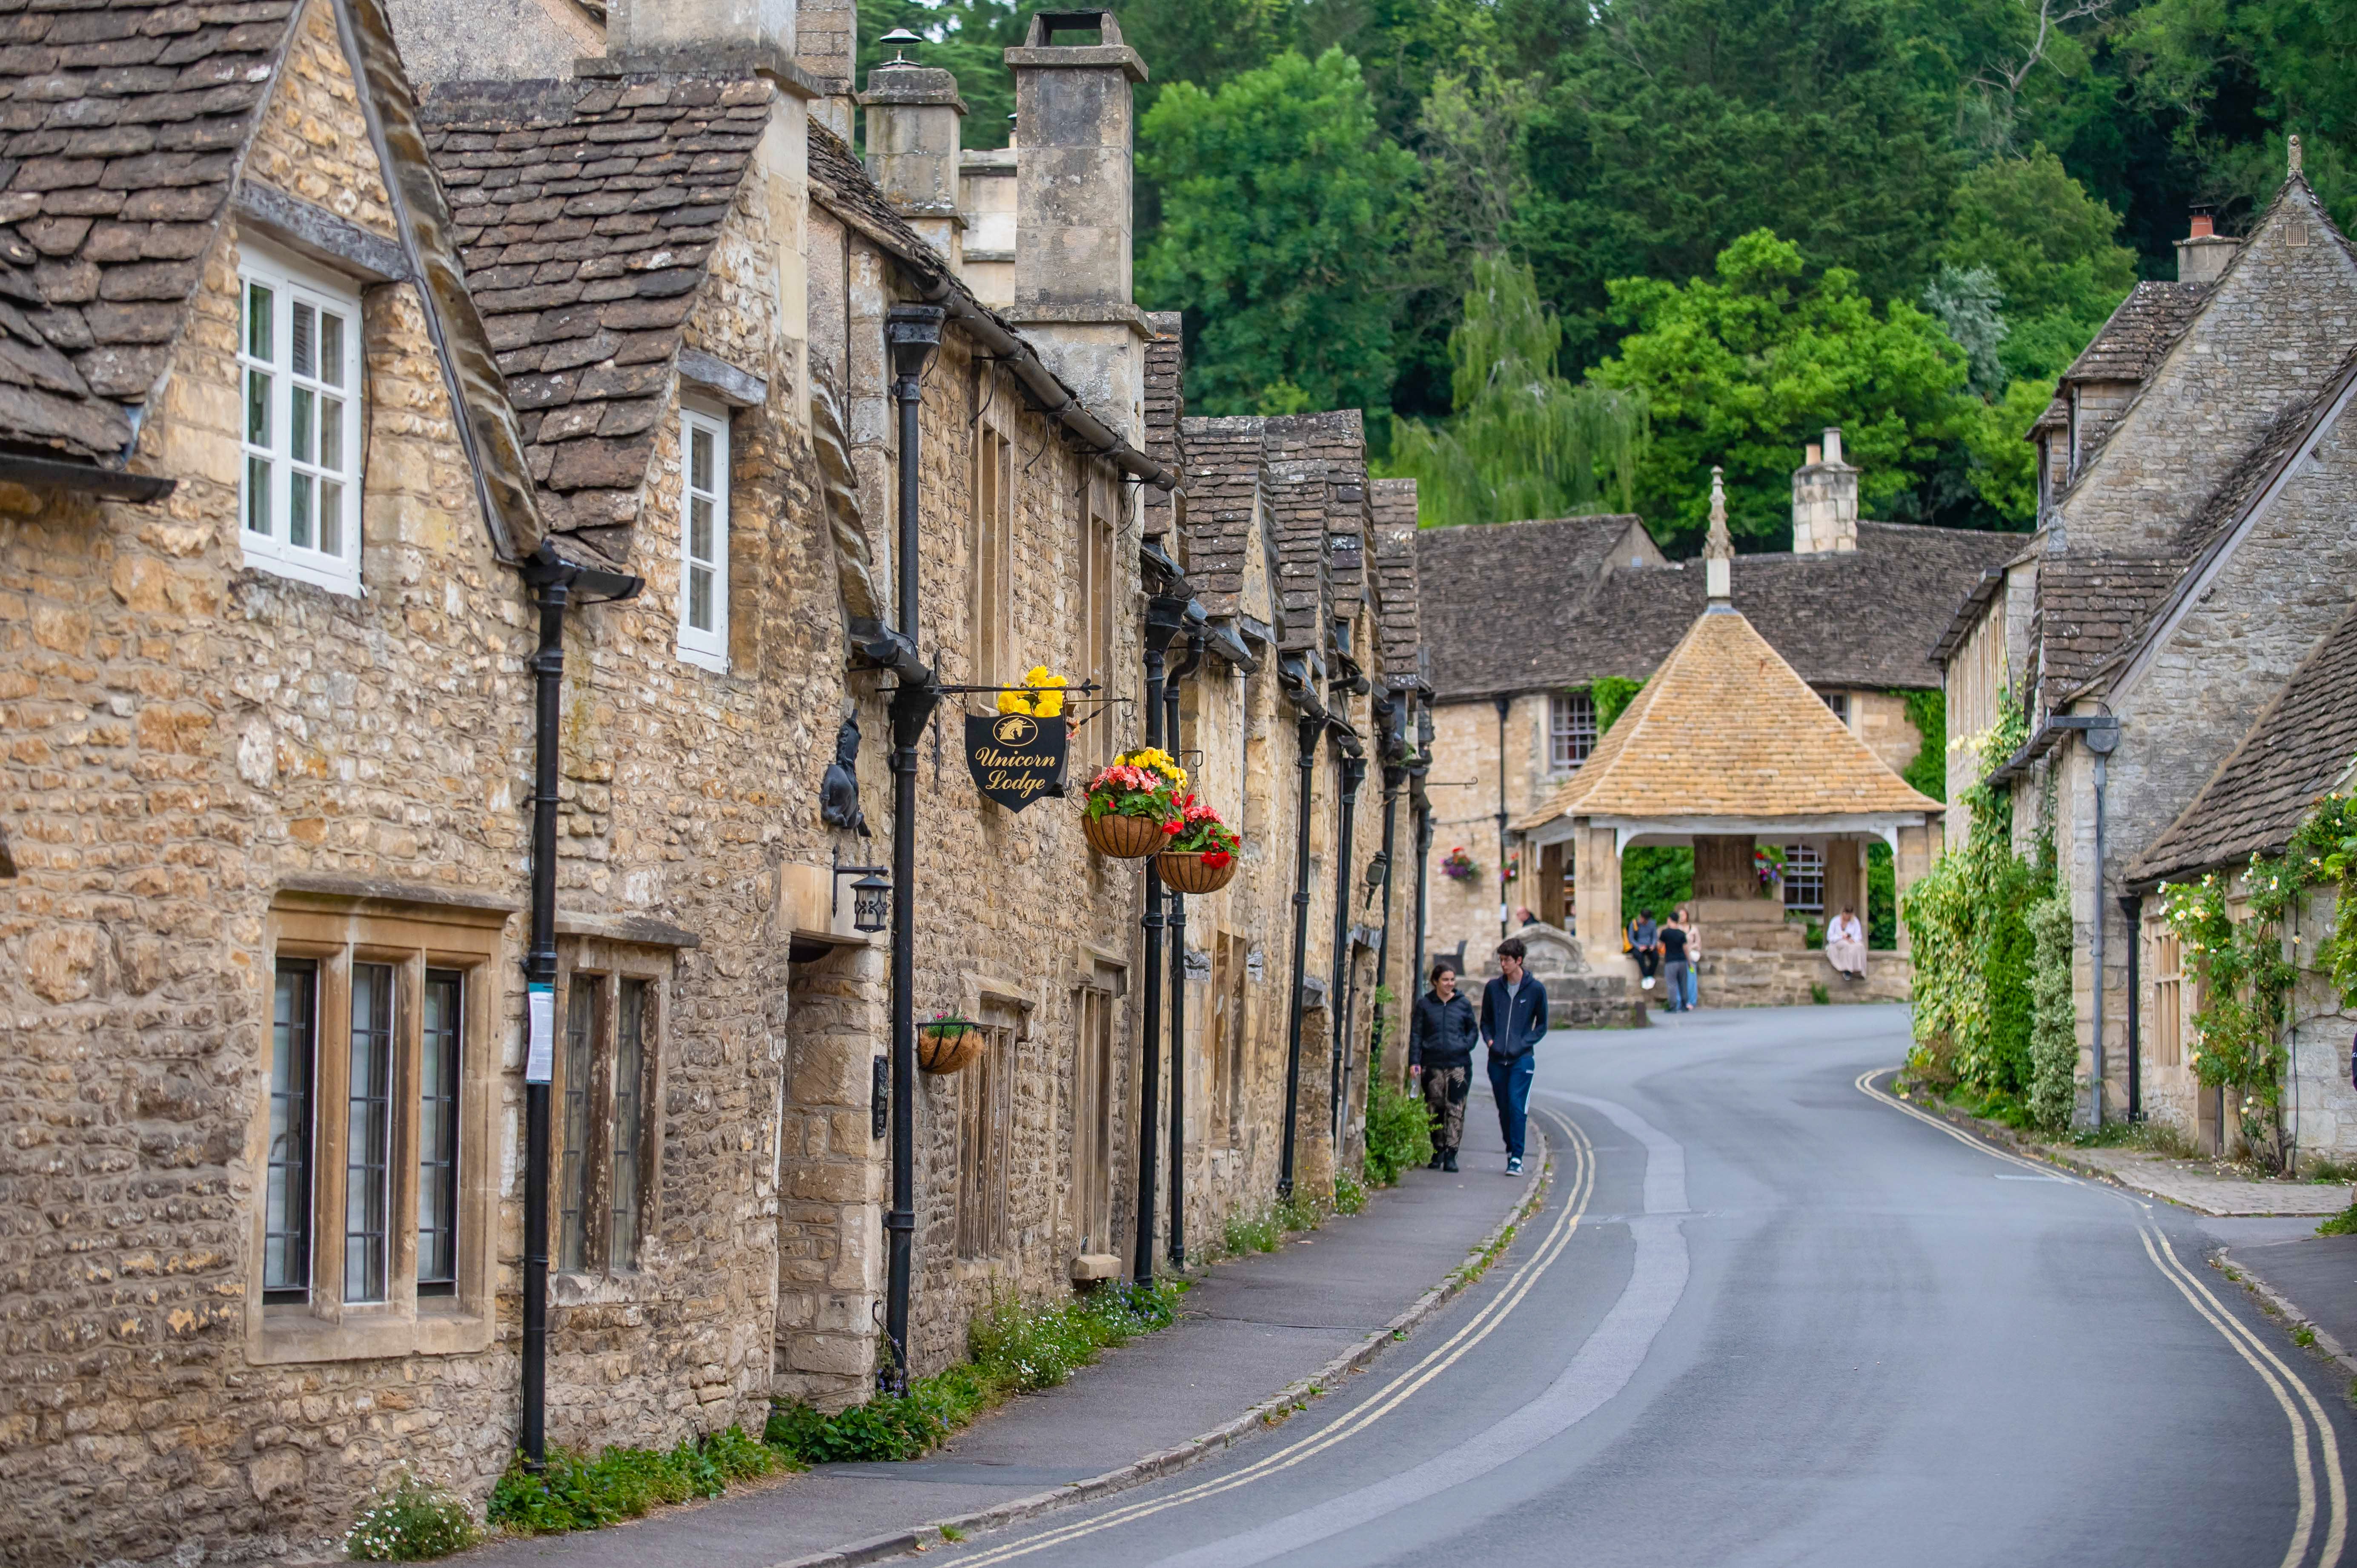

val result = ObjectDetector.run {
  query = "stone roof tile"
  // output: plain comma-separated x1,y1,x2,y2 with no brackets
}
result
2029,553,2183,709
419,73,770,534
2063,281,2209,385
0,0,295,461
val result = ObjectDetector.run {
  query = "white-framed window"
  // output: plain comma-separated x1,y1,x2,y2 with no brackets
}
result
676,403,731,670
1550,690,1598,770
239,244,363,595
1782,842,1826,913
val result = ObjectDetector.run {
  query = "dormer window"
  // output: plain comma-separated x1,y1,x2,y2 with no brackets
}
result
238,245,362,595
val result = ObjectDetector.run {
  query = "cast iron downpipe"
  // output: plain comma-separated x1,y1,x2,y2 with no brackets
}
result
1410,703,1434,984
1370,700,1405,1071
1135,591,1188,1284
1277,668,1325,1199
1494,695,1511,939
1165,630,1204,1268
1328,748,1365,1146
519,542,641,1465
882,304,945,1391
2120,892,2145,1122
2075,716,2120,1130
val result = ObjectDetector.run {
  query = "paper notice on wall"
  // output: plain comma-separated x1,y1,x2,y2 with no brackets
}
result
526,982,554,1083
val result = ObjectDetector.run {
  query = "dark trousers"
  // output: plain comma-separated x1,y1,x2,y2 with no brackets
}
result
1486,1050,1535,1159
1634,947,1659,981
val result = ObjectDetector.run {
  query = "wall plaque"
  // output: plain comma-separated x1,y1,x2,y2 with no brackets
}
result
966,713,1067,811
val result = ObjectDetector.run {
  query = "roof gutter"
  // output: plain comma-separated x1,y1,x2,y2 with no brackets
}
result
0,452,173,501
808,183,1179,493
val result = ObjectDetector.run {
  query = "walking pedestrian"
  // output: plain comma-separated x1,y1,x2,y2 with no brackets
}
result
1480,937,1548,1175
1629,908,1660,991
1407,960,1478,1173
1659,910,1692,1012
1671,905,1700,1010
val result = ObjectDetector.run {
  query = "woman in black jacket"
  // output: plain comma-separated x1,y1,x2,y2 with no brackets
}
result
1408,960,1479,1172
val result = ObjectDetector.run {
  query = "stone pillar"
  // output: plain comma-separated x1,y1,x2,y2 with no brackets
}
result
1574,822,1622,972
1006,9,1151,438
1824,838,1866,928
861,61,967,261
799,0,857,136
1894,821,1934,955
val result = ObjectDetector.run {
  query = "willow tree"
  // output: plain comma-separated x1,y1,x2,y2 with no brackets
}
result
1382,254,1645,528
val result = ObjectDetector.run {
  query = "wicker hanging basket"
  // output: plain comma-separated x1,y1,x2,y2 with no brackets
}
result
916,1022,985,1075
1157,851,1238,895
1083,810,1169,859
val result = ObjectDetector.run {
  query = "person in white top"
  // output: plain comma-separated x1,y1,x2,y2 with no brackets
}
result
1825,904,1867,981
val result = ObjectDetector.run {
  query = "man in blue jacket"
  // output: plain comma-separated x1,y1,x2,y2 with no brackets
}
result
1479,936,1548,1174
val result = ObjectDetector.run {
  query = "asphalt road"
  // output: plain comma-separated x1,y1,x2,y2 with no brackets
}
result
931,1004,2355,1568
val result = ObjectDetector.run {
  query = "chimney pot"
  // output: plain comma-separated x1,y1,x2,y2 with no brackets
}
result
1822,426,1844,467
1793,428,1858,553
2190,210,2215,239
1805,442,1821,466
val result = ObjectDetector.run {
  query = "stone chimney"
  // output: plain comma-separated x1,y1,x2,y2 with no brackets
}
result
605,0,796,76
862,58,967,262
1005,10,1151,440
799,0,857,137
2176,206,2239,286
1790,426,1858,553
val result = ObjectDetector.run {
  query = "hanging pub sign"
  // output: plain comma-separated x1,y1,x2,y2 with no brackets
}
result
966,712,1068,810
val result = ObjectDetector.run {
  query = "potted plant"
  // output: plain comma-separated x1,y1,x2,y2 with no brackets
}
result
1441,846,1479,883
1080,746,1186,858
917,1011,985,1074
1157,794,1241,893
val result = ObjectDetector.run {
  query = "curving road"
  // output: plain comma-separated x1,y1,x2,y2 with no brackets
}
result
936,1004,2353,1568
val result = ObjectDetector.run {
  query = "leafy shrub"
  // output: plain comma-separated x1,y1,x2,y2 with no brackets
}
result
2304,1156,2357,1185
1361,1072,1434,1186
487,1427,781,1535
346,1472,478,1561
1809,981,1830,1005
2025,893,2077,1132
2318,1203,2357,1237
1223,1207,1281,1254
1332,1167,1367,1213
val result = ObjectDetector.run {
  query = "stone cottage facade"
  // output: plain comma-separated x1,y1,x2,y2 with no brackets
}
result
0,3,1427,1563
1415,435,2010,998
1939,159,2357,1154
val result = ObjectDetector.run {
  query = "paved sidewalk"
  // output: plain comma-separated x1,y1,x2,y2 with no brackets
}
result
458,1101,1540,1568
2221,1231,2357,1377
2060,1145,2353,1217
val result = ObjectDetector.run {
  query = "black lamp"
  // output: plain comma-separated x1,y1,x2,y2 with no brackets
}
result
851,871,891,934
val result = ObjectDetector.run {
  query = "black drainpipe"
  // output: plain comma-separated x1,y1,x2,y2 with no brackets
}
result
881,304,945,1391
1166,629,1204,1268
1135,589,1187,1285
1409,701,1433,985
519,542,641,1466
1277,660,1324,1200
2119,892,2144,1121
1329,749,1364,1149
1370,695,1406,1072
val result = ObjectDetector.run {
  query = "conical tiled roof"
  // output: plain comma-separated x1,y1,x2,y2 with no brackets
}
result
1515,605,1941,829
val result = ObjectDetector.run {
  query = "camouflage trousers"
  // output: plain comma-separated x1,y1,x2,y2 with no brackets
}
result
1421,1063,1470,1153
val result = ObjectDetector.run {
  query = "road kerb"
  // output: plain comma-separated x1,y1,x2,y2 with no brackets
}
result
2216,1247,2357,1385
768,1135,1556,1568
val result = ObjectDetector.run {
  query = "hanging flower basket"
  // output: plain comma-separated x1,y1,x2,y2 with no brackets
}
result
1157,851,1237,895
1158,794,1242,893
917,1014,985,1075
1441,846,1479,883
1080,747,1188,858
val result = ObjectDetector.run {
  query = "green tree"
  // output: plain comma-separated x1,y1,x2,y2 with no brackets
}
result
1587,230,1974,550
1381,254,1646,526
1940,148,2138,383
1138,49,1417,419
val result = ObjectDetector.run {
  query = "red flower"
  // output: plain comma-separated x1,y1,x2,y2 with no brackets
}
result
1203,850,1233,870
1162,818,1184,835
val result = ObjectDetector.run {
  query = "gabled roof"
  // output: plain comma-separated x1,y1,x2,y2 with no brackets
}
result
419,73,774,541
1513,604,1940,829
1421,517,2015,701
1175,413,1267,621
2061,282,2208,385
2131,595,2357,885
2030,553,2184,708
0,0,301,468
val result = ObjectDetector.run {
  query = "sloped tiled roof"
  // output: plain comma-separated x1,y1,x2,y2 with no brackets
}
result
2132,597,2357,884
2062,281,2208,385
1141,309,1181,539
1176,413,1266,621
1421,518,2014,701
418,73,772,538
0,0,299,464
2029,553,2183,707
1372,479,1421,690
1514,606,1941,828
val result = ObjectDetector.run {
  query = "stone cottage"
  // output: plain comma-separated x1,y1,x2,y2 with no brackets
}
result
1414,433,2010,997
0,2,1429,1562
1939,153,2357,1151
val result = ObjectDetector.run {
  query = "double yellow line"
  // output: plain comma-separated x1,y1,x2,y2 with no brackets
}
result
947,1109,1597,1566
1857,1069,2347,1568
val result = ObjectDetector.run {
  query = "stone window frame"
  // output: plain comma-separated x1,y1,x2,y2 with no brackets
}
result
1819,690,1852,729
676,399,733,672
2148,913,2186,1069
237,238,366,597
249,888,508,1366
969,384,1017,689
954,1008,1017,1261
1068,965,1123,1262
1549,690,1597,771
550,937,673,1288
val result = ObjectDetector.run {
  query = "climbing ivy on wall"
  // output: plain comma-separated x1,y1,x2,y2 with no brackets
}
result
2024,892,2077,1131
1592,676,1645,735
1900,688,1945,802
2157,791,2357,1170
